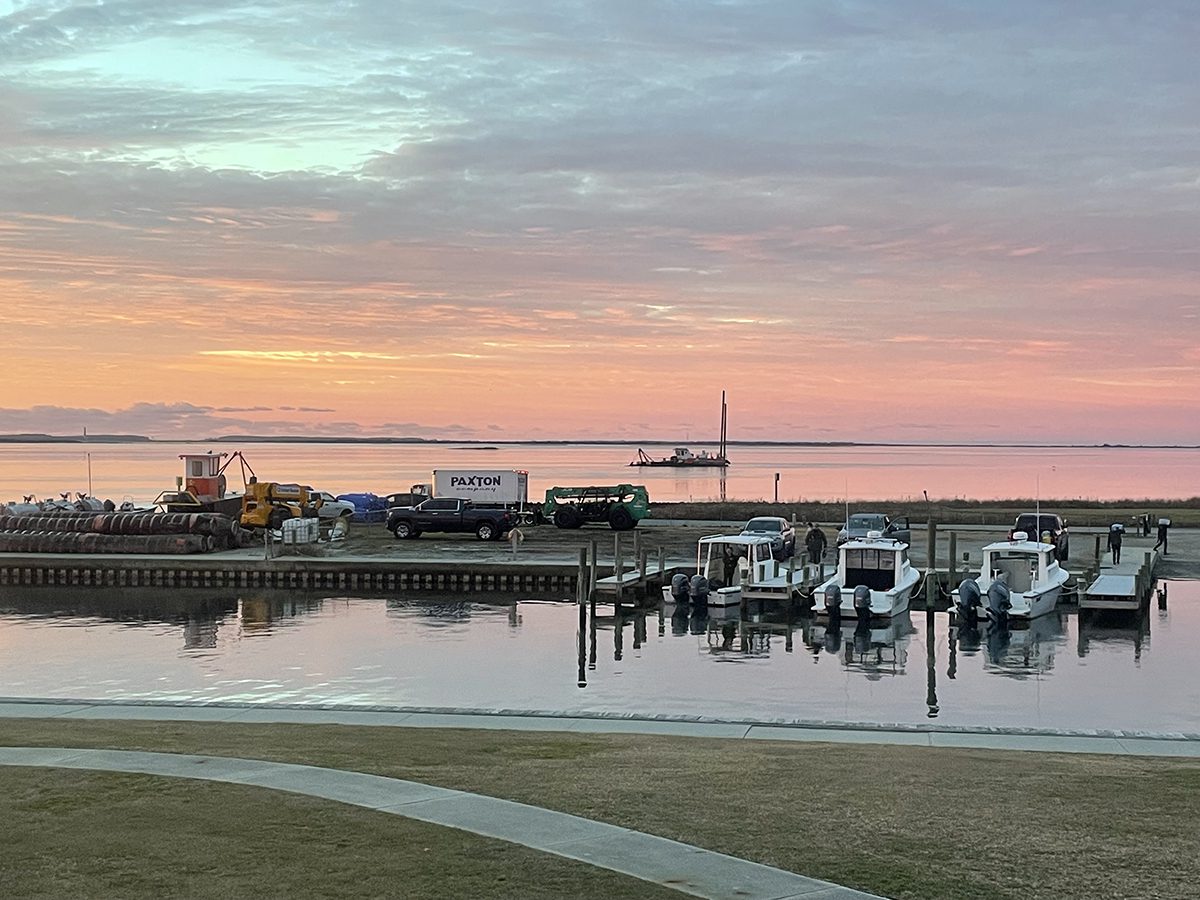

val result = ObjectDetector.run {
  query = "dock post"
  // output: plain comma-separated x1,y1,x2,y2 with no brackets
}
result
577,549,587,687
1094,533,1102,567
925,521,937,608
588,539,598,606
1144,550,1154,602
638,548,647,583
657,547,665,578
577,548,588,605
786,554,795,600
633,530,642,568
948,532,958,587
614,533,624,601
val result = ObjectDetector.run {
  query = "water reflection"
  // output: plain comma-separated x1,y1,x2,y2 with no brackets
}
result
1,581,1196,732
1077,609,1152,661
805,612,915,680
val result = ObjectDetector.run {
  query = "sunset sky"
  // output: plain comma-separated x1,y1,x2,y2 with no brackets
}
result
1,1,1197,443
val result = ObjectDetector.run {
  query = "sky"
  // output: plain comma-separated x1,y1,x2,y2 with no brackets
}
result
0,1,1197,444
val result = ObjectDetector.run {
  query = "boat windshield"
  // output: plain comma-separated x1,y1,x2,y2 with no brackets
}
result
844,547,897,591
988,551,1042,592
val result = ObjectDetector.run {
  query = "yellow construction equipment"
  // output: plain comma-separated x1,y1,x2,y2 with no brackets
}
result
240,481,318,530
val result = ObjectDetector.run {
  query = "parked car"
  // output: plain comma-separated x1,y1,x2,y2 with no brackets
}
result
837,513,911,545
740,516,795,560
1010,513,1069,561
385,490,430,509
302,489,356,521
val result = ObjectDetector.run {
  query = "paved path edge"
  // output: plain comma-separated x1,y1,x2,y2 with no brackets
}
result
2,698,1200,755
0,746,881,900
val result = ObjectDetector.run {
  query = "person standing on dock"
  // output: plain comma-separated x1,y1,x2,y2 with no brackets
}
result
1154,519,1169,556
1107,524,1123,565
804,522,827,576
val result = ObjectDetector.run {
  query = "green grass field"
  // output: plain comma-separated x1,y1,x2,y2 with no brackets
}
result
4,720,1199,899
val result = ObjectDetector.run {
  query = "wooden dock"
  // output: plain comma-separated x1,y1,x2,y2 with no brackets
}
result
0,552,584,595
1080,550,1159,611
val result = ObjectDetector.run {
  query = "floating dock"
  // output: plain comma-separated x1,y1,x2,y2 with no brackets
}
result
1080,550,1159,611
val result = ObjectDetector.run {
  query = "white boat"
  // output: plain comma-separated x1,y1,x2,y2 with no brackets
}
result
663,533,808,607
814,532,919,618
954,532,1069,621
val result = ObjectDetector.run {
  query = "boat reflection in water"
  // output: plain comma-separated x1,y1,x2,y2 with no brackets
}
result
949,612,1066,680
804,611,915,680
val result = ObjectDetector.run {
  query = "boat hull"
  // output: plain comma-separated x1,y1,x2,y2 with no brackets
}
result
992,583,1063,620
630,459,729,467
816,587,915,619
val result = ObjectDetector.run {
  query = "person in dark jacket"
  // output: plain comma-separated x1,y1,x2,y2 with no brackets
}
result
1107,524,1123,565
1153,520,1169,555
804,522,827,572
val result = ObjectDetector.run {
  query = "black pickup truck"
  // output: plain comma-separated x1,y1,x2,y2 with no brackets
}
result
387,498,513,541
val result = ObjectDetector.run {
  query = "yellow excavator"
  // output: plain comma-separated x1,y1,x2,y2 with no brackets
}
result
240,481,319,530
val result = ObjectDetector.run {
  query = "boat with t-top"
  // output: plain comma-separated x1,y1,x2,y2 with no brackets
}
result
663,533,807,607
815,531,919,618
952,531,1069,621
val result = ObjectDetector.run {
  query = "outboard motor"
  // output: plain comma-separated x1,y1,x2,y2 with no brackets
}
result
956,578,983,624
986,576,1012,624
823,582,842,617
852,584,872,617
670,573,691,605
689,574,710,609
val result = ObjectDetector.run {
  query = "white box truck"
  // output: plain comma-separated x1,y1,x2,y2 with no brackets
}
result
428,469,537,524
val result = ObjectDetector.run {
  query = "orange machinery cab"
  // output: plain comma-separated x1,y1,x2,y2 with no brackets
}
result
181,452,230,502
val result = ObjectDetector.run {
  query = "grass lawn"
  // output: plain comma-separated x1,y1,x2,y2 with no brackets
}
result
4,719,1200,899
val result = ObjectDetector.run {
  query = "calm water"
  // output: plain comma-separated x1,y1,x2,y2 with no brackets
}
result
1,582,1195,734
2,441,1199,504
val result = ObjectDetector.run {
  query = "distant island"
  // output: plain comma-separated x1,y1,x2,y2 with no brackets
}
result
0,433,152,444
1,433,1198,449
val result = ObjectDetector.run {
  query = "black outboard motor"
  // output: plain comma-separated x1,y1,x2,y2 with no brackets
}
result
986,576,1012,624
670,573,691,605
956,578,982,624
689,574,710,609
823,582,842,617
852,584,872,617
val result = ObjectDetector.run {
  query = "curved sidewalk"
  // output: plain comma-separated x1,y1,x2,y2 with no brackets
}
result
3,698,1200,757
0,747,880,900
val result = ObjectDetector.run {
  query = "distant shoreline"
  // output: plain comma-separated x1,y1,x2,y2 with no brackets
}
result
1,434,1197,450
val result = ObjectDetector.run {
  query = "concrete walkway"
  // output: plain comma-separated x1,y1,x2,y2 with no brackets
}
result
3,698,1200,757
0,746,880,900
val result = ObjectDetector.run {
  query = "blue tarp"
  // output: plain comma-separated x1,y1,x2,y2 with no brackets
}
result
336,492,389,524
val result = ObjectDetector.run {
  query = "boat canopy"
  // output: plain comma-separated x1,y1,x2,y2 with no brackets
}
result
838,537,908,592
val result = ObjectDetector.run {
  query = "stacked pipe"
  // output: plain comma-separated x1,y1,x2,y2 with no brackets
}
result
0,531,213,554
0,512,241,554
